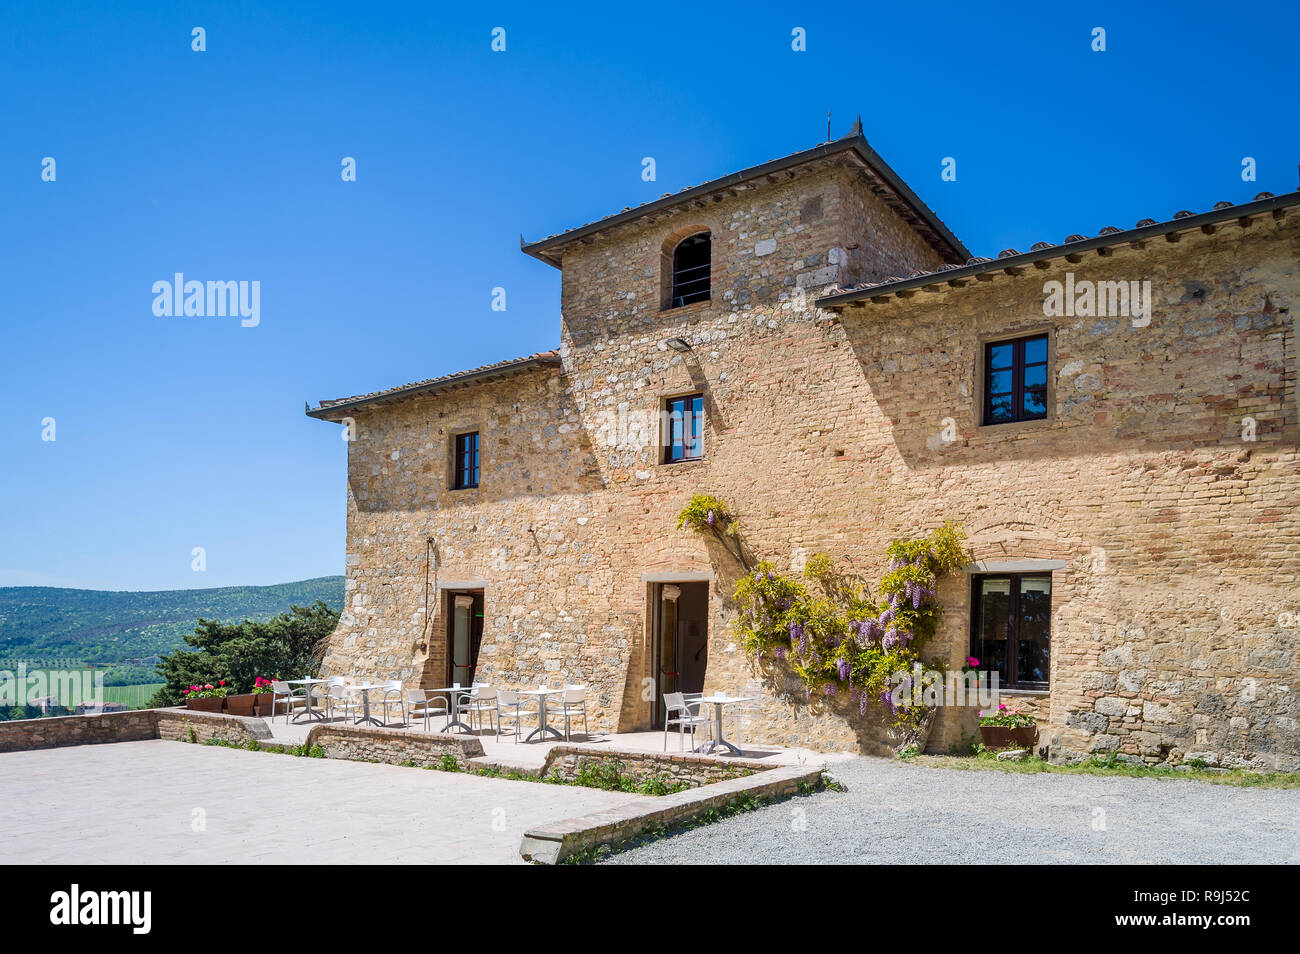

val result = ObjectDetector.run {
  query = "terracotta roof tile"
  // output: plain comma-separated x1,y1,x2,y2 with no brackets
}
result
309,351,561,416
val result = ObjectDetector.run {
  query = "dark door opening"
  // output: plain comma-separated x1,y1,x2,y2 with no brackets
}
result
446,590,484,687
652,581,709,728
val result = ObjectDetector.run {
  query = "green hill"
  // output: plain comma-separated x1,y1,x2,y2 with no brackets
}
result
0,577,344,685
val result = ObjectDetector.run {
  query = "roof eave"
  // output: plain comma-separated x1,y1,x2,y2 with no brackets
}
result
816,191,1300,309
520,135,968,267
305,354,563,420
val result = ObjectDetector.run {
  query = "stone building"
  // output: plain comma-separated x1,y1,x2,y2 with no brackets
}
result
307,128,1300,769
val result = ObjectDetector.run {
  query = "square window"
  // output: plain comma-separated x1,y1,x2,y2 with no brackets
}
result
452,431,480,490
983,333,1049,425
971,573,1051,690
662,394,704,463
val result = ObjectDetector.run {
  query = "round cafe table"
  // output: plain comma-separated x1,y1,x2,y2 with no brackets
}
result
690,695,754,755
286,678,327,722
428,685,481,734
520,687,564,742
348,683,384,727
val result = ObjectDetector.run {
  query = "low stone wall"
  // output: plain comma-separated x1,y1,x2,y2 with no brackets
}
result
0,710,158,752
304,723,485,769
0,707,271,753
520,763,824,864
155,709,272,745
539,746,763,788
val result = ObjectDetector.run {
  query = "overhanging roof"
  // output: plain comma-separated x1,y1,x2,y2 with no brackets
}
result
817,190,1300,308
520,132,970,267
305,351,561,420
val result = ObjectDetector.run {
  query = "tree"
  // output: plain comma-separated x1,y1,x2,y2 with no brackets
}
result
150,601,339,707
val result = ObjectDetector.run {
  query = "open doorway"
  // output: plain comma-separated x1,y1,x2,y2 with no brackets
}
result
651,581,709,728
445,589,484,687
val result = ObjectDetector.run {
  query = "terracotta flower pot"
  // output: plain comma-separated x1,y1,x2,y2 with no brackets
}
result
186,697,224,713
979,724,1038,749
225,693,256,717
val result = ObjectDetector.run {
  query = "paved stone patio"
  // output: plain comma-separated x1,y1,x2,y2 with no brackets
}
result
0,740,650,864
261,712,853,771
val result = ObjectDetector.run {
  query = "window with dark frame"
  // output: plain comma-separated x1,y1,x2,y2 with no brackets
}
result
983,333,1048,425
452,431,480,490
662,394,704,463
970,573,1051,690
669,233,711,308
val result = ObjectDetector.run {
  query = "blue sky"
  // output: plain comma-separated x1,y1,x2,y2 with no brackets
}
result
2,0,1297,591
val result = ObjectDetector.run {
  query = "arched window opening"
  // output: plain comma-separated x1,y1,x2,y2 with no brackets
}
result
670,233,711,308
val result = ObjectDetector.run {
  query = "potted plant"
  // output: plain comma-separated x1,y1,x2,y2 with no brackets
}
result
183,682,229,713
977,703,1038,749
252,677,277,717
225,684,257,717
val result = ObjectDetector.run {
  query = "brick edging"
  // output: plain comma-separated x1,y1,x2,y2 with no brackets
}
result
540,744,772,774
519,764,823,864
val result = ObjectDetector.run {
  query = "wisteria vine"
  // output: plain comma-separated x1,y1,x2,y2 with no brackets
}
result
678,495,966,726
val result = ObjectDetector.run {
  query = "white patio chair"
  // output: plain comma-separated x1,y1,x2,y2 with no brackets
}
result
558,687,590,741
404,689,449,732
461,686,499,735
271,680,306,724
496,689,529,742
327,683,358,722
308,679,333,713
684,692,714,744
664,691,710,752
321,676,349,720
380,679,404,724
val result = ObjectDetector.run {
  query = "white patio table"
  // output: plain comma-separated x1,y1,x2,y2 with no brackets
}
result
691,694,754,755
348,682,385,727
286,678,327,722
520,687,565,742
427,684,483,734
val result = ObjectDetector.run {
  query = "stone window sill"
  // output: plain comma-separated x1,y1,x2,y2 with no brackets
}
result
659,300,711,320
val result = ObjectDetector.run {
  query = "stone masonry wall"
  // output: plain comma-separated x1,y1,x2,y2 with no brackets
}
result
859,219,1299,768
304,723,484,769
541,746,761,788
0,708,271,752
318,156,1299,769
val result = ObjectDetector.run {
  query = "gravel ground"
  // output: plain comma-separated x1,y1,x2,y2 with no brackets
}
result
604,757,1300,864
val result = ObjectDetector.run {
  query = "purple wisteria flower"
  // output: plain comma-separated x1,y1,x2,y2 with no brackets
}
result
823,684,837,697
837,658,851,681
773,646,787,660
706,510,715,527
